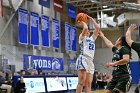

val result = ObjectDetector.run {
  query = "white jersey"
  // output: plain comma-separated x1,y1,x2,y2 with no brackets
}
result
79,35,95,59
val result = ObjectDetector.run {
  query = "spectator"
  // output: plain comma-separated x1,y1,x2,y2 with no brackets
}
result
20,70,26,76
0,70,12,93
38,71,44,75
92,71,98,90
34,70,38,75
30,71,35,75
14,77,26,93
97,72,104,89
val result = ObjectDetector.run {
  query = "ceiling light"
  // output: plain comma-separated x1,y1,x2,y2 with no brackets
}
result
103,5,108,8
91,0,98,3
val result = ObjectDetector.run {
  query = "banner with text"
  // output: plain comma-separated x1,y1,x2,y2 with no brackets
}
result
52,19,60,49
65,22,71,51
67,4,76,18
23,54,64,71
41,15,50,47
30,12,39,46
18,8,28,44
39,0,50,8
71,26,77,51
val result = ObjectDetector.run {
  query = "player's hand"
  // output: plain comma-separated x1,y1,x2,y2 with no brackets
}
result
128,24,137,32
87,15,100,30
79,21,88,29
87,15,93,20
105,62,115,68
76,21,87,28
87,15,97,23
99,31,104,37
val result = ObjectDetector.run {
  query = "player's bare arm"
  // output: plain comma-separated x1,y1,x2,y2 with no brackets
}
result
79,21,89,43
126,24,137,47
99,31,114,49
87,16,100,40
87,15,100,30
105,54,130,68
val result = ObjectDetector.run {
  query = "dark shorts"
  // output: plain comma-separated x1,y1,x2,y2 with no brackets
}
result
106,75,131,92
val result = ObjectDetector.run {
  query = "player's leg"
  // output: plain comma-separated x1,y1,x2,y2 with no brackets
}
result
76,69,86,93
112,88,124,93
105,77,117,93
76,55,88,93
85,59,95,93
105,89,112,93
85,72,93,93
115,76,131,93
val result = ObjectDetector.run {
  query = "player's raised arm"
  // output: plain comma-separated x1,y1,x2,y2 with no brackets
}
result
75,13,89,43
99,31,114,49
87,16,100,40
78,21,89,43
126,24,137,47
88,16,100,31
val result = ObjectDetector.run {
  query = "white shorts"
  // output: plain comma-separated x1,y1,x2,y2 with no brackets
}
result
76,55,95,74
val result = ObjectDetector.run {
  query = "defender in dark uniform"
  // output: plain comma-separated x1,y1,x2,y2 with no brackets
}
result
99,31,131,93
126,24,140,58
126,24,140,93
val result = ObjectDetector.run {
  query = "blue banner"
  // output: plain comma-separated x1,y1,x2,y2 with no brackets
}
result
18,8,28,44
41,15,50,47
67,4,76,18
71,26,77,51
130,61,140,84
68,60,76,73
30,12,39,46
52,19,60,49
65,22,71,51
39,0,50,8
23,54,64,71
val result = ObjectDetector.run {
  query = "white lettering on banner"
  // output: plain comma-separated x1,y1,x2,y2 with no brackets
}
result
54,3,62,8
33,59,51,69
53,21,59,40
43,60,51,68
65,24,71,50
33,60,38,68
31,16,38,27
38,59,43,68
28,56,31,68
71,28,75,41
69,9,75,13
19,12,28,24
42,18,49,31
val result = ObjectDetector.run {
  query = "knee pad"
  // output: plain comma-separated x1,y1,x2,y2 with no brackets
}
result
112,89,120,93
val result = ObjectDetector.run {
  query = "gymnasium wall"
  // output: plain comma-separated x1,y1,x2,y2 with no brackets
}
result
0,0,140,73
0,0,64,71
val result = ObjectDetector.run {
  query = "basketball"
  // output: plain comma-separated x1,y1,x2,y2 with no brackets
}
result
76,13,88,23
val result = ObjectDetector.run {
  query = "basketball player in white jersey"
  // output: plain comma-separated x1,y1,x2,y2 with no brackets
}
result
76,16,100,93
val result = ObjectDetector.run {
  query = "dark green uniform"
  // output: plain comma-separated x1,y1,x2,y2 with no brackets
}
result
106,46,131,92
131,42,140,58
